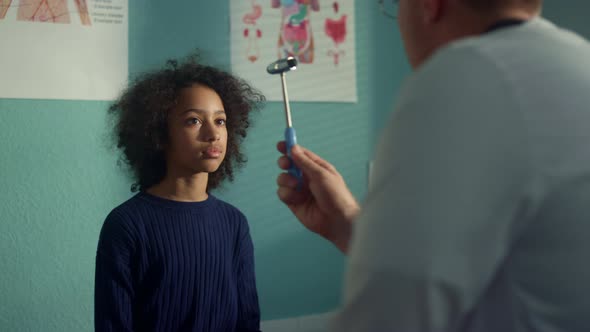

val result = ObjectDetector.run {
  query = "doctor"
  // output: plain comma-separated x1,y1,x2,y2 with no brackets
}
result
276,0,590,331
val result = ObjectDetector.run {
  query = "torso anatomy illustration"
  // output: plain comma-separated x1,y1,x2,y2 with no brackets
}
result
271,0,320,63
324,1,347,65
0,0,91,25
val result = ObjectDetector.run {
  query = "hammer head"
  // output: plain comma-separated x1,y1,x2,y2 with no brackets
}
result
266,56,297,74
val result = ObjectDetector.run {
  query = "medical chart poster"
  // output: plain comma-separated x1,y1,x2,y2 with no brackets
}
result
0,0,128,101
230,0,357,103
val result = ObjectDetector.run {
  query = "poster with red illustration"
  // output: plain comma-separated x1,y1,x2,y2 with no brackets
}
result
0,0,128,100
230,0,357,103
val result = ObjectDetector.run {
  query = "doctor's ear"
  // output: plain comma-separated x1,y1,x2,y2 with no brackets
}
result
421,0,445,23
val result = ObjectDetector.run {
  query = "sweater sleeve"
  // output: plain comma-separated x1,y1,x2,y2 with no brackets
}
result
94,210,136,332
235,214,261,332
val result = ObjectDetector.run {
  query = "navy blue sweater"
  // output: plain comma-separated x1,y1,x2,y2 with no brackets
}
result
94,192,260,332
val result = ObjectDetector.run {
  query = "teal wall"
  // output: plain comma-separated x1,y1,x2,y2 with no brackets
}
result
370,7,410,147
0,1,587,331
542,1,590,37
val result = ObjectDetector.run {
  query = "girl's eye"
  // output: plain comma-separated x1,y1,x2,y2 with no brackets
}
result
187,118,201,125
216,119,227,126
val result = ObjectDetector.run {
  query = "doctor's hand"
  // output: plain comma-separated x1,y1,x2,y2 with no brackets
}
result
276,141,360,254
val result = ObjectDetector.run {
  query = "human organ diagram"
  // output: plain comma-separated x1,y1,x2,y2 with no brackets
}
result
271,0,320,64
242,0,263,63
324,1,347,65
0,0,91,25
0,0,11,18
231,0,357,102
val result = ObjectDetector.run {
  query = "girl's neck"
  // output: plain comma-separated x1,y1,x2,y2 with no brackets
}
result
147,173,209,202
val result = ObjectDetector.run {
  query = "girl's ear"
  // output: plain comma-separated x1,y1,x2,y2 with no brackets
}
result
155,130,169,151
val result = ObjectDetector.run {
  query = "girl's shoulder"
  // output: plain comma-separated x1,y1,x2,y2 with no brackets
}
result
209,195,247,221
98,194,147,249
211,197,253,239
106,192,149,220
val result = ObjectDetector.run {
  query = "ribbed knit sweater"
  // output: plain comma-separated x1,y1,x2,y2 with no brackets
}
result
94,192,260,332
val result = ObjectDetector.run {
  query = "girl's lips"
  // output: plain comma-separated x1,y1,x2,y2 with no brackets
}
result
204,147,222,158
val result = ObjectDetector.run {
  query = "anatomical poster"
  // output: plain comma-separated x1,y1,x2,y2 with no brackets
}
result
0,0,128,101
230,0,357,103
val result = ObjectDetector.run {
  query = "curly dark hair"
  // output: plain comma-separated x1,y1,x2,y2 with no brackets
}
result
109,52,265,192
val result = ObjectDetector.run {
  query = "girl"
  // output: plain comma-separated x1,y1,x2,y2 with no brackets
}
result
95,53,265,332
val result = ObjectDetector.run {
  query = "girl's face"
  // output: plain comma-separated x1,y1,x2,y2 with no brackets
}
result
165,84,228,177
